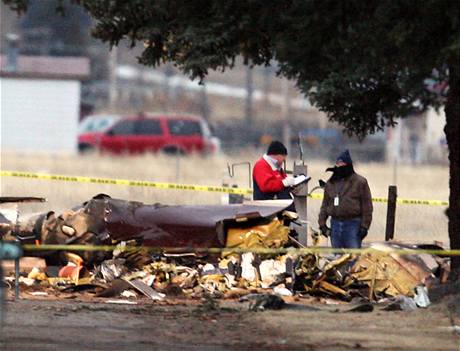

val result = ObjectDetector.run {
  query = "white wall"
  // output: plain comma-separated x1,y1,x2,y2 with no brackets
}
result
0,78,80,153
425,107,447,162
425,107,446,146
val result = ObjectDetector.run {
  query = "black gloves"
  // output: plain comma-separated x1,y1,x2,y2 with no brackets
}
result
319,225,367,239
320,225,331,237
359,227,368,240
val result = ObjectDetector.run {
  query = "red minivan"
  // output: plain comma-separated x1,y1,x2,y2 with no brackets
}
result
78,114,219,155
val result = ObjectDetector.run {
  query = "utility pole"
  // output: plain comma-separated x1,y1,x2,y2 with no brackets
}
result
164,64,175,112
200,83,210,121
263,65,272,106
281,79,291,155
108,46,118,110
245,65,254,125
5,33,19,72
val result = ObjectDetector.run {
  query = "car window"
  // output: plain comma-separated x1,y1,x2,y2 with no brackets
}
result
79,116,118,133
80,120,95,133
110,120,136,135
95,119,113,131
167,120,202,136
135,119,163,135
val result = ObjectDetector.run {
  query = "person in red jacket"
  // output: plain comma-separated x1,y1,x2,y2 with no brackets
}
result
253,141,308,210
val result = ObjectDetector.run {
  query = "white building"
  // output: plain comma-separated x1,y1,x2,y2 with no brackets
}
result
386,107,447,165
0,55,89,153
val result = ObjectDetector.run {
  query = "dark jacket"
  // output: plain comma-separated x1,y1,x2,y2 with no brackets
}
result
318,173,373,229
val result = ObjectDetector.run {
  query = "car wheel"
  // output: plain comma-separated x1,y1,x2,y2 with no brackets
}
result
78,143,96,154
161,146,184,155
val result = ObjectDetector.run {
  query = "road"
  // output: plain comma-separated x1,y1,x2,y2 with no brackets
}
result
1,298,458,351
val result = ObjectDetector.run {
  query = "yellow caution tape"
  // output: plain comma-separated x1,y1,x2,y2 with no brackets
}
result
309,193,448,206
19,244,460,256
0,170,252,195
309,193,324,200
1,170,449,205
310,193,448,206
396,198,449,206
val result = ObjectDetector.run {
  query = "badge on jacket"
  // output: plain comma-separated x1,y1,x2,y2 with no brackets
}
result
334,196,339,206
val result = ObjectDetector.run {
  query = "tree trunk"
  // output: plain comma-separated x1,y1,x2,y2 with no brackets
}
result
445,62,460,279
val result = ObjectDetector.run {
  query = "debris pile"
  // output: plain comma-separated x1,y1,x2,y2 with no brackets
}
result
2,240,449,310
0,195,450,310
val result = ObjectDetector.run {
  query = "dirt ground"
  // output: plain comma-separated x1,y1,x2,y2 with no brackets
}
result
1,296,458,351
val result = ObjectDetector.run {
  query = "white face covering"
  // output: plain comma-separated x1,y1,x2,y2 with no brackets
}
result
263,154,281,170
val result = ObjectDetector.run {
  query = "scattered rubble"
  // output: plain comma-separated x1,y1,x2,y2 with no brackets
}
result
0,195,451,311
240,294,286,311
381,296,418,311
2,240,449,312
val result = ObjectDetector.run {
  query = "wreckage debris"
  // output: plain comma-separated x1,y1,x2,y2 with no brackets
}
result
240,294,286,311
125,279,165,301
2,240,447,312
0,195,451,310
345,301,374,313
381,296,418,311
348,243,439,299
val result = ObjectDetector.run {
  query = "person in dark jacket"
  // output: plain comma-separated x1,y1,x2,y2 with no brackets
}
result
253,141,308,210
318,150,373,248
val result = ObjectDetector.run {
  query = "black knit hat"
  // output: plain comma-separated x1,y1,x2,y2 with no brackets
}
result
336,149,353,165
267,140,287,155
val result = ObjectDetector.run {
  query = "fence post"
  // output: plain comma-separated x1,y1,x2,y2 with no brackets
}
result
293,163,308,246
385,185,397,241
229,185,244,204
14,257,20,299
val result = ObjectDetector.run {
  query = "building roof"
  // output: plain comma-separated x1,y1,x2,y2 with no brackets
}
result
0,55,90,80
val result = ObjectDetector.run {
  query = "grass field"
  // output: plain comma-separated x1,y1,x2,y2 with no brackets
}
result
0,151,449,246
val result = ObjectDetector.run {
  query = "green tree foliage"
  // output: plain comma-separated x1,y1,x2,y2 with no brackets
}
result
4,0,460,275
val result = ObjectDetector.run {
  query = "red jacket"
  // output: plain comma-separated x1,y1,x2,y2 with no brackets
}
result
253,156,287,195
